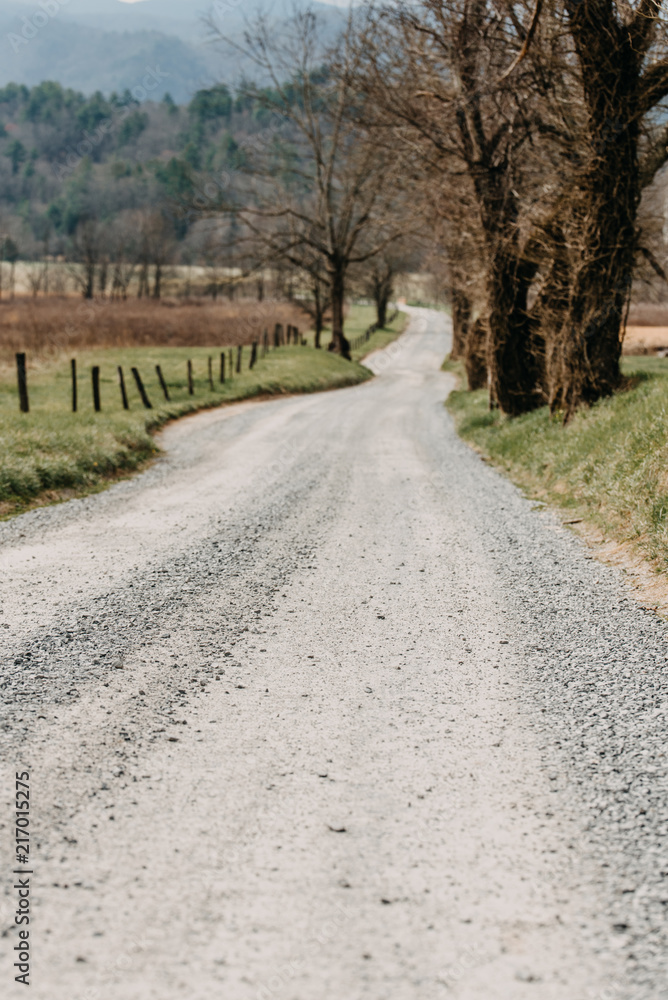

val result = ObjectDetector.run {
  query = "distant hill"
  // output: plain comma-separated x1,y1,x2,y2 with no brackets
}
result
0,0,344,103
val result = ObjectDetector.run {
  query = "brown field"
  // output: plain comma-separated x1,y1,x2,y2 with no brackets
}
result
0,296,310,366
623,326,668,355
623,304,668,355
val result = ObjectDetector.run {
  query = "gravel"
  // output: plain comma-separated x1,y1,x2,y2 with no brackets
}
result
0,307,666,999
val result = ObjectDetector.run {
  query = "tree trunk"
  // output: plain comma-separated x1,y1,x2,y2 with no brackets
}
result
464,317,488,390
376,291,389,329
371,266,393,329
313,280,324,349
137,262,149,298
450,287,471,360
486,245,543,416
328,264,351,359
153,263,162,299
555,2,642,415
84,260,94,300
98,259,108,297
459,131,544,413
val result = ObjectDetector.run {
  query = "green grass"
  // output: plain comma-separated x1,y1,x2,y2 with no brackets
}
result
446,355,668,569
0,343,372,516
303,304,407,360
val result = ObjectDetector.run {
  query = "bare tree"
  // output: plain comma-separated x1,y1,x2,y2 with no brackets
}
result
25,261,47,297
297,260,331,348
208,7,409,358
109,213,139,300
70,216,100,300
365,255,397,329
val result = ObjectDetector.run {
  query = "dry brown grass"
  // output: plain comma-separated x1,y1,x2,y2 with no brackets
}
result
0,296,310,365
623,326,668,354
623,304,668,355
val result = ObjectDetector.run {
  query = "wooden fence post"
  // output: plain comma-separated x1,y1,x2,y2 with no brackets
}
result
71,358,77,412
92,366,101,412
117,366,129,410
263,329,268,356
131,368,152,409
187,359,194,395
249,342,258,369
16,353,29,413
208,356,214,391
228,348,234,377
220,352,226,383
156,365,170,401
236,344,242,373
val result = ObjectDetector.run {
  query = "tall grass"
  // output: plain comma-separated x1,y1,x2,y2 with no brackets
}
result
0,297,309,365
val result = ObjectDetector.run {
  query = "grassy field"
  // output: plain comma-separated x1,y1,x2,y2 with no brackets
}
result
0,305,407,516
446,356,668,571
301,304,407,359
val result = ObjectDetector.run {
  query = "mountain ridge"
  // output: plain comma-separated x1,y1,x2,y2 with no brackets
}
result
0,0,345,102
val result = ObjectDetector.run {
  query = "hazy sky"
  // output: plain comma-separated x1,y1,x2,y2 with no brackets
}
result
115,0,356,7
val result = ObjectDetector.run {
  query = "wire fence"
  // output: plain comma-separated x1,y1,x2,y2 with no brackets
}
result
9,313,396,413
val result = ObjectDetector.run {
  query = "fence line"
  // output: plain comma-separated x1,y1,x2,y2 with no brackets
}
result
8,314,398,413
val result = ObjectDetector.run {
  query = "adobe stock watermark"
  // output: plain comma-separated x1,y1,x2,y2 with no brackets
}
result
7,0,70,54
52,66,169,182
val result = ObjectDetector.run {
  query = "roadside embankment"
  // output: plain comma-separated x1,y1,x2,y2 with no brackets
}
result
446,356,668,601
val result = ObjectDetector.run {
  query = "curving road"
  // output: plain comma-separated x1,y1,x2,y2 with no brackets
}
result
1,308,667,1000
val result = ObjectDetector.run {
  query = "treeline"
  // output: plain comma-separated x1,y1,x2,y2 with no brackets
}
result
0,61,418,346
0,78,303,259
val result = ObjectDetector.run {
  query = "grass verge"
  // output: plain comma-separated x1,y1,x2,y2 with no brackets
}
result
446,356,668,572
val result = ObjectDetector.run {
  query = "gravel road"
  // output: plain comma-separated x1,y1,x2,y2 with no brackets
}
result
1,307,667,1000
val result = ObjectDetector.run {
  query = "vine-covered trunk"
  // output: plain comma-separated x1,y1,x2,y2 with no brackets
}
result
555,163,636,415
556,2,643,416
466,157,543,414
485,245,543,416
558,138,637,414
463,317,487,390
450,287,470,360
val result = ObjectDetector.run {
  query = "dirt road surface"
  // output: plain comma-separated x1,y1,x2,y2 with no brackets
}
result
1,308,667,1000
